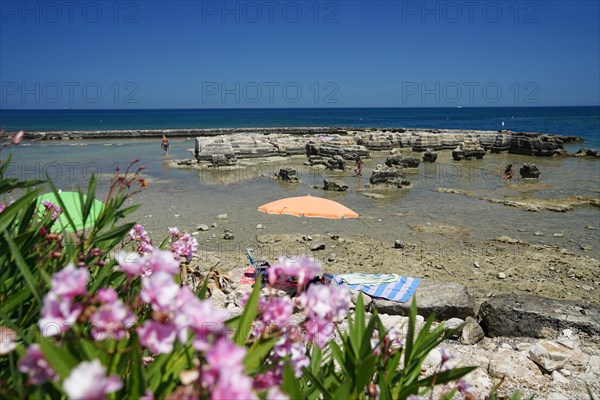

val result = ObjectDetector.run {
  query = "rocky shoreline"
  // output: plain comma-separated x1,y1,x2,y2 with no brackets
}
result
192,234,600,399
23,127,586,155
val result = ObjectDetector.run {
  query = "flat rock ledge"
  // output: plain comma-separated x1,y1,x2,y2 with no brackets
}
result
479,294,600,339
371,280,476,320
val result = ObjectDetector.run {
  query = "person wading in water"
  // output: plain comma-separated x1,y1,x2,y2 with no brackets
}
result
161,134,169,155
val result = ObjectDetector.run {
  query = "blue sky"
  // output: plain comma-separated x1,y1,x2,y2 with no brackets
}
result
1,0,599,108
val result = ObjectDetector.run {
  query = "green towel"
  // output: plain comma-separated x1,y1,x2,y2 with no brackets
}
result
338,273,400,286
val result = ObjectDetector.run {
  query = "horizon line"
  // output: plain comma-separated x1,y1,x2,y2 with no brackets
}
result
2,105,600,112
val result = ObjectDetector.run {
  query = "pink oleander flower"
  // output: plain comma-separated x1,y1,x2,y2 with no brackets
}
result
260,297,294,328
303,317,336,348
456,378,472,395
129,223,153,253
211,371,257,400
115,251,149,277
63,359,122,400
137,320,178,354
50,263,89,299
140,389,155,400
201,340,256,400
18,344,58,384
116,248,180,278
300,284,350,321
272,336,309,377
268,256,320,288
203,340,247,387
170,230,198,262
440,345,454,364
0,326,17,355
96,288,118,303
148,248,180,275
371,331,381,356
175,287,230,351
0,203,5,213
266,387,289,400
42,200,62,220
387,327,404,350
140,271,181,312
253,370,280,390
90,294,136,341
39,293,83,337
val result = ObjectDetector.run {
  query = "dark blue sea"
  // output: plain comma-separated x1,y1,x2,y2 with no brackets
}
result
1,106,599,148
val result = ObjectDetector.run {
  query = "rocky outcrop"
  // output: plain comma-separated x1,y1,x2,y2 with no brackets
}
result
277,168,299,183
384,154,420,168
306,135,370,160
452,139,486,160
355,131,394,150
195,134,280,163
25,126,582,160
574,148,599,158
511,134,566,156
520,163,541,179
369,165,411,188
325,155,347,170
323,178,348,192
371,280,476,320
478,294,600,338
422,149,438,162
307,155,328,167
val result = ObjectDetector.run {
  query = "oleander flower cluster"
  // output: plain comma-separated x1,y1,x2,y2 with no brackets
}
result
267,256,321,288
41,200,62,220
128,223,153,253
168,226,198,262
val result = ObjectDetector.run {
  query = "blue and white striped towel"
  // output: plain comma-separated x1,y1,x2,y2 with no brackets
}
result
333,274,421,303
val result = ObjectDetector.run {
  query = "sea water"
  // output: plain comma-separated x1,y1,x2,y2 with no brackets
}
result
1,107,599,260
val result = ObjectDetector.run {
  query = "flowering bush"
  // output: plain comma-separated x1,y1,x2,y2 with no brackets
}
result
0,149,477,399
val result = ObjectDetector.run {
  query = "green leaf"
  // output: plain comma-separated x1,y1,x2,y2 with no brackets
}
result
47,180,77,233
94,222,136,243
302,367,335,400
400,366,477,398
233,276,261,346
129,337,146,398
328,341,351,378
355,354,376,393
197,273,210,300
3,230,42,304
118,204,141,219
39,336,78,380
243,338,275,372
0,190,41,232
0,286,31,314
281,362,302,400
82,175,98,227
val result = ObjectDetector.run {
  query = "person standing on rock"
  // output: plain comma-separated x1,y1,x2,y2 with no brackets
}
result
161,134,169,155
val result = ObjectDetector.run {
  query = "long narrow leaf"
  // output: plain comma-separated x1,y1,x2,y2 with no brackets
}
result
281,362,303,399
243,339,275,371
39,336,78,379
47,180,77,233
93,223,136,243
0,190,41,232
302,367,335,399
233,276,261,346
3,230,42,304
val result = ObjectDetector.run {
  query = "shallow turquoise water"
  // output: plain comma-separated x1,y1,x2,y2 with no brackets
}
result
3,138,599,261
